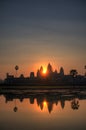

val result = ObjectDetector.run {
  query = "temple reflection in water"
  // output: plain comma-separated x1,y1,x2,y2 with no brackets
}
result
0,88,86,113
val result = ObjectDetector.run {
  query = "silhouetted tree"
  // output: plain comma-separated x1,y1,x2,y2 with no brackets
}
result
15,65,19,77
70,69,78,77
70,69,78,85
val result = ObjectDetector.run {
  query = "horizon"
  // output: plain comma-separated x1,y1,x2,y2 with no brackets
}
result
0,0,86,79
0,62,85,80
1,63,85,80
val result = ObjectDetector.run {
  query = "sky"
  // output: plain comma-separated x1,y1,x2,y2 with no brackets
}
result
0,0,86,79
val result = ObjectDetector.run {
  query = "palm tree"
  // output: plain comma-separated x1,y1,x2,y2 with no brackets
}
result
15,65,19,77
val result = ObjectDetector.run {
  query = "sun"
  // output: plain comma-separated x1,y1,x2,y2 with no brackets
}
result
43,68,47,74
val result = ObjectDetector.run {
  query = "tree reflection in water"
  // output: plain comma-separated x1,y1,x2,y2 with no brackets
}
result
13,99,18,112
71,99,80,110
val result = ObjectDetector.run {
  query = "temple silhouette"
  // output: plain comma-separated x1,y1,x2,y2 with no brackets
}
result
2,63,86,86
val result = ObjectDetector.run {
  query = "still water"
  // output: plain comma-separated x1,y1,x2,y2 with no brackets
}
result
0,88,86,130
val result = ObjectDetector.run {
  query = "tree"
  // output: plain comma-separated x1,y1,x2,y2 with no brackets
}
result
70,69,78,86
15,65,19,77
70,69,78,77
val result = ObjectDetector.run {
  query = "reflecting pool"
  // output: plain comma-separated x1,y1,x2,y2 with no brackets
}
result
0,88,86,130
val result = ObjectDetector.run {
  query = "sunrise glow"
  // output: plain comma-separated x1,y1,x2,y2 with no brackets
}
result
43,67,47,74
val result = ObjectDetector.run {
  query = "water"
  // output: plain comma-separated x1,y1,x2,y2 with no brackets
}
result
0,87,86,130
